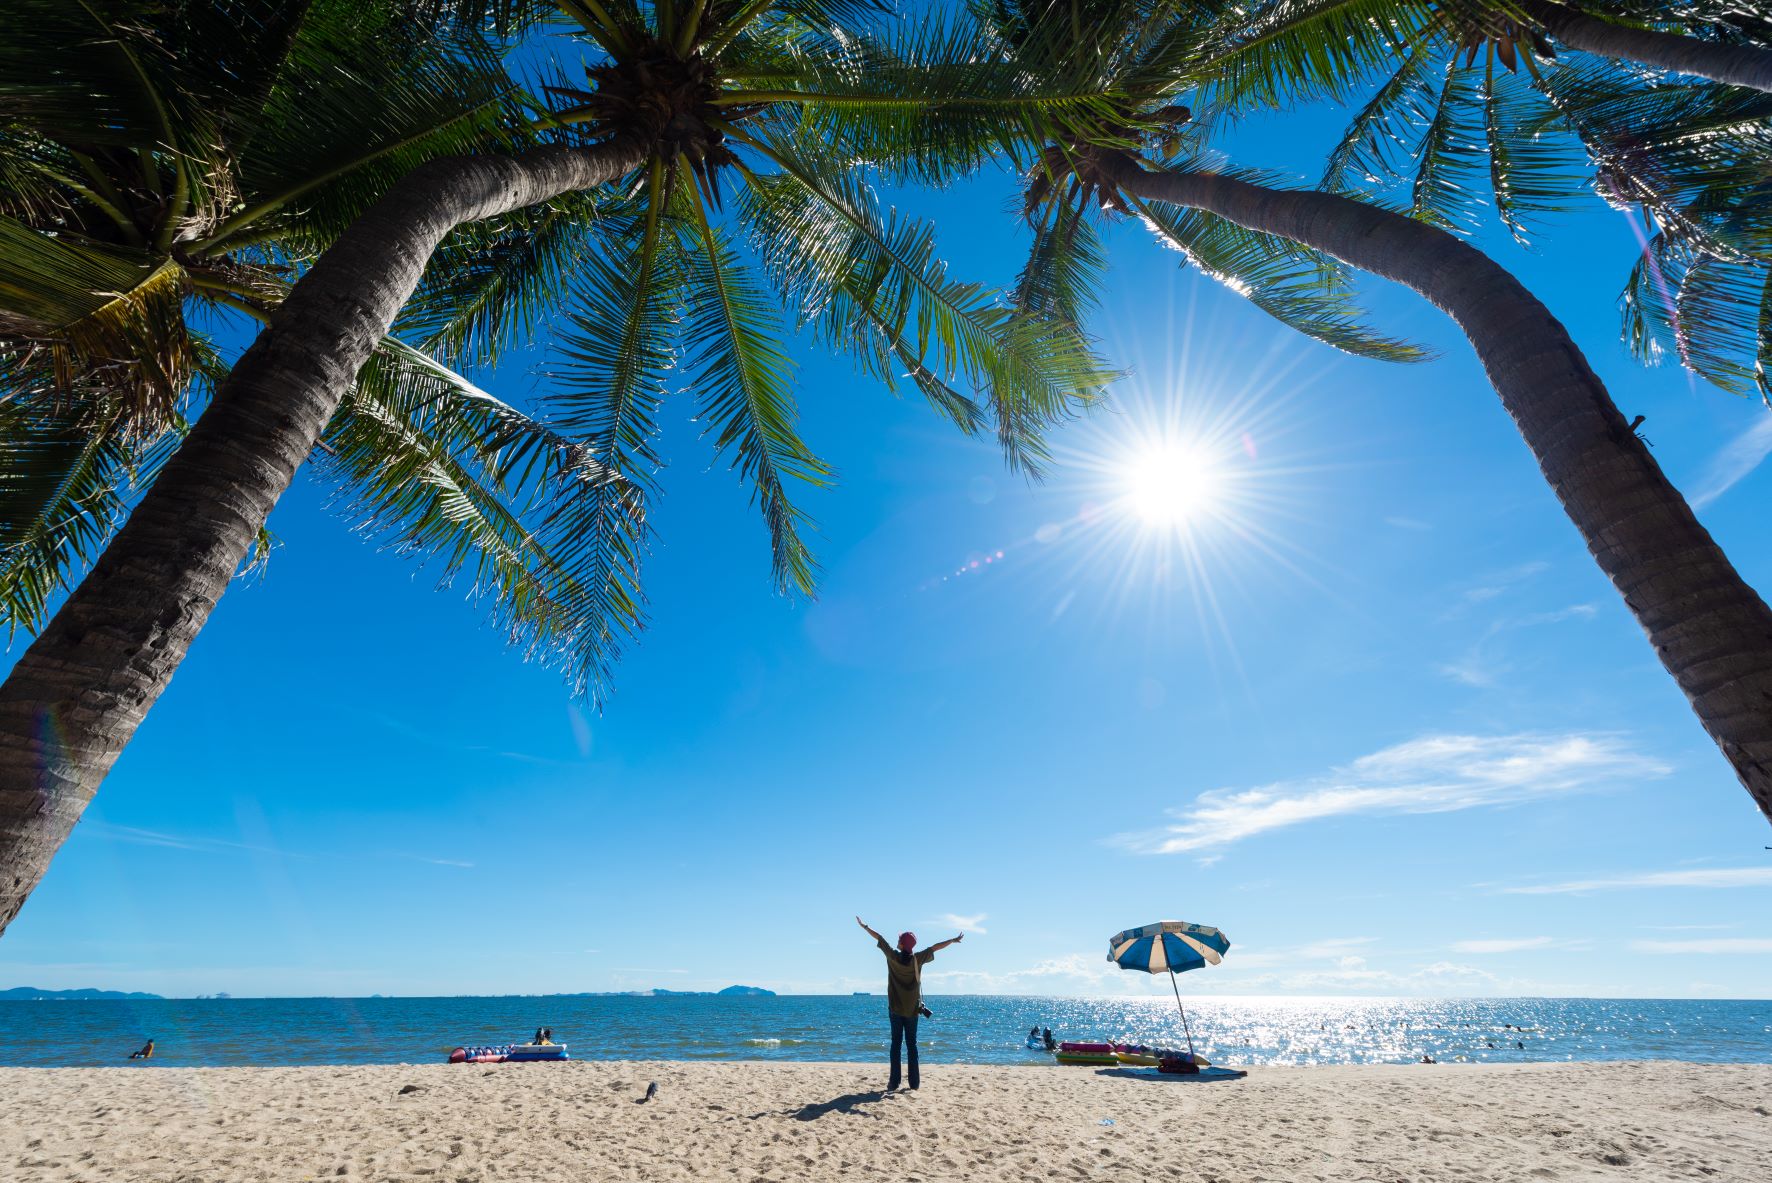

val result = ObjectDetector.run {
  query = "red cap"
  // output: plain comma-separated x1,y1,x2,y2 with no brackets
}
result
897,932,917,953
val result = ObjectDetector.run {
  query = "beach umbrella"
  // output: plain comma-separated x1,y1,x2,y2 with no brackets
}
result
1107,921,1230,1056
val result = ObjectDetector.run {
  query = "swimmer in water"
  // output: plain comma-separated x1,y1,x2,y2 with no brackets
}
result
128,1040,154,1059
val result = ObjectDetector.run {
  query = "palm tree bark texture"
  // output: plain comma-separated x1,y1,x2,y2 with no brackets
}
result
1522,1,1772,93
0,138,647,936
1105,157,1772,825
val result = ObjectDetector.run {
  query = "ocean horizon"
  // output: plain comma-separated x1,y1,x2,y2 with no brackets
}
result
3,994,1766,1069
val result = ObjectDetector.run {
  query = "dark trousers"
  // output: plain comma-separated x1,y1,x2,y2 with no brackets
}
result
888,1011,920,1090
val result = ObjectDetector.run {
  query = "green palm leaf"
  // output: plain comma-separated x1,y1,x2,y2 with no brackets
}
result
0,403,184,634
1126,185,1429,364
0,216,194,423
321,337,645,694
678,183,829,594
734,136,1109,473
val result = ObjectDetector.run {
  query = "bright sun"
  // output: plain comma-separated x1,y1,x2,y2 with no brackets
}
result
1122,444,1222,526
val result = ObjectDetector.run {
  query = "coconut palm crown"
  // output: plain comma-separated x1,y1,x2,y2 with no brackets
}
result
0,0,541,629
1186,0,1772,402
1,0,1121,700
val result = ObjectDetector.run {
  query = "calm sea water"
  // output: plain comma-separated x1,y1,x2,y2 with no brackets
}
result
0,995,1765,1069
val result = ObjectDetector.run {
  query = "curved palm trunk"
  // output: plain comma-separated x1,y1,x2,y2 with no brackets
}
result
1108,158,1772,824
0,137,645,937
1523,1,1772,93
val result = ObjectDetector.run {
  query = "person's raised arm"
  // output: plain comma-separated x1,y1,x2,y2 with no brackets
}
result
927,934,965,954
856,916,887,945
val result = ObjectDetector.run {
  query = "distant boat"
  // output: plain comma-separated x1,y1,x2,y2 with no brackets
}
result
852,991,871,996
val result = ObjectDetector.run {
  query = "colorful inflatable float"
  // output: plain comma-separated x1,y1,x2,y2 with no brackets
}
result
1053,1041,1210,1071
448,1043,569,1064
1053,1041,1118,1066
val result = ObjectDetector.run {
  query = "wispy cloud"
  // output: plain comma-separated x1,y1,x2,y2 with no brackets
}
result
1436,604,1597,688
1455,561,1549,608
1501,867,1772,895
1230,937,1377,969
1690,414,1772,509
1384,516,1431,531
935,913,988,935
1120,733,1664,854
1450,937,1559,954
82,823,296,858
82,823,471,870
1639,924,1736,932
1629,938,1772,955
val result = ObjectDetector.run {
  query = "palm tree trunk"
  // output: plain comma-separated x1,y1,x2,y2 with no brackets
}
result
1523,1,1772,93
1107,157,1772,824
0,138,645,937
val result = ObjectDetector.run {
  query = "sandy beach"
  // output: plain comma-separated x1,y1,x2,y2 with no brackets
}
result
3,1059,1768,1182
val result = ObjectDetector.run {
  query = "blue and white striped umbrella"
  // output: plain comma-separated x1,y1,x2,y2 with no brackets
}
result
1106,921,1231,1056
1107,921,1231,975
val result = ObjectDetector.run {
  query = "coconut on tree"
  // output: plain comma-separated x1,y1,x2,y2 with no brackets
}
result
0,0,1118,936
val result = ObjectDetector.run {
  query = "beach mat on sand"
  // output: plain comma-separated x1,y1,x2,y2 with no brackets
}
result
1097,1065,1247,1083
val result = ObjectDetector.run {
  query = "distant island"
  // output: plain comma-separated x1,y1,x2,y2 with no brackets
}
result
564,985,775,998
1,986,164,1001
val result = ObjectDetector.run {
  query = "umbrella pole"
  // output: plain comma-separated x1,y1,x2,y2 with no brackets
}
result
1169,970,1196,1057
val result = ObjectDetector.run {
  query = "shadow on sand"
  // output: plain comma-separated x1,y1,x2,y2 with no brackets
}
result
1094,1066,1248,1083
788,1090,890,1120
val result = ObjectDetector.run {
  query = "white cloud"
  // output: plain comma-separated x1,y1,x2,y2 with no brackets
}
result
1450,937,1557,954
936,913,988,935
1690,413,1772,509
1629,938,1772,955
1436,604,1598,689
1229,937,1377,970
1121,733,1664,854
1501,867,1772,895
922,952,1120,994
1456,561,1550,607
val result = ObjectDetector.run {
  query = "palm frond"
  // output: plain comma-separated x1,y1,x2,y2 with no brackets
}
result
0,402,183,634
727,8,1120,184
320,337,646,697
0,216,193,424
1319,37,1445,195
1479,63,1592,246
1185,0,1433,110
734,136,1110,474
200,4,523,255
1408,58,1487,234
399,191,612,368
1128,186,1429,364
678,183,829,594
1011,212,1109,334
1622,231,1772,400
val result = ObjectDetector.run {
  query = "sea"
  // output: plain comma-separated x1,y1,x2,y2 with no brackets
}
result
1,995,1767,1069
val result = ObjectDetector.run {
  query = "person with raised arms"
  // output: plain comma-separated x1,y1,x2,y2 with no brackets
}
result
855,917,963,1093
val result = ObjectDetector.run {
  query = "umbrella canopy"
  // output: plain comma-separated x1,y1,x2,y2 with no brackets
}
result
1107,921,1231,974
1106,920,1231,1058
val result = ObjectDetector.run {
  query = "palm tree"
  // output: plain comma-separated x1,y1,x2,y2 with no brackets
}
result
1197,2,1772,100
0,0,551,627
992,0,1772,822
1203,2,1772,404
0,0,1116,936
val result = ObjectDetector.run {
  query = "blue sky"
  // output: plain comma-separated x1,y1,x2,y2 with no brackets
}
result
4,36,1771,1000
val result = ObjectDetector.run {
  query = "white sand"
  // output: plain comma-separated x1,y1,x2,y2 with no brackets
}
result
3,1060,1769,1182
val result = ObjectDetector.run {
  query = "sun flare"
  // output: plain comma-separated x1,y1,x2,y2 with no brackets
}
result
1122,444,1222,527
